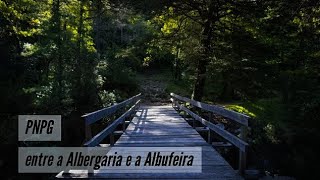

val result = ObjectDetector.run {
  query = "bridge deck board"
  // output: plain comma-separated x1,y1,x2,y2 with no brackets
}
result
57,105,242,179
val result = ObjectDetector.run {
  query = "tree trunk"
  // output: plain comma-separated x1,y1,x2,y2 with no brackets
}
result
74,0,84,110
174,44,181,80
191,1,215,101
221,71,234,100
52,0,63,106
192,58,207,101
192,19,213,101
93,0,103,59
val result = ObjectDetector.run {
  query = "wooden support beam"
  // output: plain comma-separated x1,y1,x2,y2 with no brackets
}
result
238,126,248,175
177,103,248,152
110,133,114,146
84,100,140,147
212,142,232,147
114,131,124,135
185,118,193,122
195,127,209,132
171,92,250,175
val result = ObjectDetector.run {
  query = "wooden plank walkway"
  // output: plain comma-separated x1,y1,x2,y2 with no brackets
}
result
58,105,242,179
117,106,213,147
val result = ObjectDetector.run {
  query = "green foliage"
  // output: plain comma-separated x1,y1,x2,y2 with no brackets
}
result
165,80,192,98
99,57,138,97
227,99,288,142
1,0,320,178
226,99,289,171
226,93,320,177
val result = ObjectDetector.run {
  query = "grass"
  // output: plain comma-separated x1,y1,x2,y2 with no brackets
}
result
225,98,290,146
225,104,257,118
225,98,288,122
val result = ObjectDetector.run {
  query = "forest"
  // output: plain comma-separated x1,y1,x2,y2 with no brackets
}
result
0,0,319,179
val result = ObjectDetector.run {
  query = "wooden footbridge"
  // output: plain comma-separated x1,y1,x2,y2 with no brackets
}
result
57,93,250,179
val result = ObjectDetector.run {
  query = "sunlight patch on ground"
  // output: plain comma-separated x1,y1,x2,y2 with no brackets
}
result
225,105,256,118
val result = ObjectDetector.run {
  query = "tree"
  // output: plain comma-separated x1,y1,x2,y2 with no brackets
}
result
152,0,255,101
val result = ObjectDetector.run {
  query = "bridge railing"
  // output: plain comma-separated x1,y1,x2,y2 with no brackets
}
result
170,93,250,175
82,93,141,147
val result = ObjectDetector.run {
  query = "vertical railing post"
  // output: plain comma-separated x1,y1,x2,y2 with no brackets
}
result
136,98,141,111
192,117,196,128
84,118,93,173
192,107,195,128
122,119,126,132
184,102,187,119
171,98,175,108
110,132,114,146
84,117,92,143
192,107,196,128
238,126,248,175
208,112,213,144
175,99,178,109
177,100,181,112
85,125,92,142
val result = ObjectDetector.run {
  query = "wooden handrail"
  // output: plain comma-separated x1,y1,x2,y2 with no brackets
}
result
82,93,141,125
177,104,248,151
170,93,250,175
84,100,140,147
170,93,250,126
83,93,141,147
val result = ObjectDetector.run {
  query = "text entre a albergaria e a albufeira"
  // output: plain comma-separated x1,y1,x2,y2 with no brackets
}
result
25,151,195,170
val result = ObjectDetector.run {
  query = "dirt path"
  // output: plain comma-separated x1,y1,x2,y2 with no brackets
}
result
137,71,171,105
